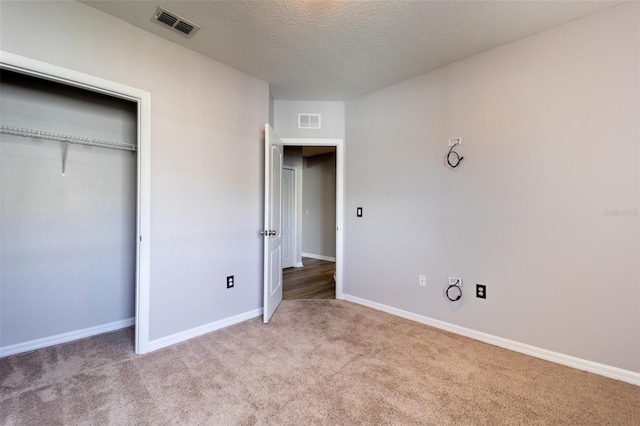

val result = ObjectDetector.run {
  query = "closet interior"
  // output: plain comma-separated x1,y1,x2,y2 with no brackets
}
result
0,69,138,353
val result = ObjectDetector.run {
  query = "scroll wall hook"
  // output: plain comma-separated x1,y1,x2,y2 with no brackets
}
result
62,138,69,176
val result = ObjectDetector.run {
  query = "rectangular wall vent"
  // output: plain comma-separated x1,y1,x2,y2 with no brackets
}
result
298,113,321,129
152,7,200,39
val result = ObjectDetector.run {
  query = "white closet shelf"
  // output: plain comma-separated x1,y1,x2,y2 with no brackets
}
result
0,124,137,152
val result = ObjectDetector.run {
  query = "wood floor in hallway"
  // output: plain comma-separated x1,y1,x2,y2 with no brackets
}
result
283,257,335,300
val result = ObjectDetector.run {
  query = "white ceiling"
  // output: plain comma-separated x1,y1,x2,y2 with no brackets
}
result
81,0,624,101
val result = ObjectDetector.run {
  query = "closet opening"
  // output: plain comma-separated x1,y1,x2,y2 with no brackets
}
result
0,67,142,355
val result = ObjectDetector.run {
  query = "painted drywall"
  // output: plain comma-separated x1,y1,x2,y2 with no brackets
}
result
302,152,336,258
1,71,137,346
0,1,269,343
269,88,275,128
344,2,639,372
283,147,304,266
274,100,345,139
275,100,342,263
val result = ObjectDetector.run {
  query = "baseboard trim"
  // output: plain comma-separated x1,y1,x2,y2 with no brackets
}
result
343,294,639,386
148,308,263,353
0,317,135,357
294,262,304,268
302,252,336,262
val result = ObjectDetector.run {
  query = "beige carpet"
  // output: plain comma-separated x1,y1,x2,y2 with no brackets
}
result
1,300,638,425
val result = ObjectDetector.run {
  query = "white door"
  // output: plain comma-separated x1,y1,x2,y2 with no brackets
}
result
281,167,295,269
263,124,283,323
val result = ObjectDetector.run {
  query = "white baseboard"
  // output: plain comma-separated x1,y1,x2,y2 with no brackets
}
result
343,294,640,386
148,308,263,353
302,252,336,262
294,262,304,268
0,317,135,357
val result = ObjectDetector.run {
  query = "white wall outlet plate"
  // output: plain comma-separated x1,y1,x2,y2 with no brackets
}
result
419,275,426,287
448,277,462,287
448,138,462,147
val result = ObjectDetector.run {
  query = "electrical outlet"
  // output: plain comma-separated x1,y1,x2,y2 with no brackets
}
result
419,275,426,287
476,284,486,299
448,277,462,287
226,275,234,288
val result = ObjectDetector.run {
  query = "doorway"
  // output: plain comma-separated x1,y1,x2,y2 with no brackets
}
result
0,51,151,355
280,138,344,300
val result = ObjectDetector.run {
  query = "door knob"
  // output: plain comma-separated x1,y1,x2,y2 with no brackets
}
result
268,230,277,236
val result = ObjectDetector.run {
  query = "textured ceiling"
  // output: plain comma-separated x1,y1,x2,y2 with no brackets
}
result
81,0,624,101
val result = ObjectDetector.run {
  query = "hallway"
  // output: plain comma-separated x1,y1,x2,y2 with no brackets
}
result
283,257,335,300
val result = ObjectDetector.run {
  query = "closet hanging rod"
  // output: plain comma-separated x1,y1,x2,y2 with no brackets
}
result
0,125,137,152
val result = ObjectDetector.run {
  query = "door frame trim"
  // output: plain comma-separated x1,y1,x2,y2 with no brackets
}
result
282,165,297,269
0,51,152,354
281,138,344,299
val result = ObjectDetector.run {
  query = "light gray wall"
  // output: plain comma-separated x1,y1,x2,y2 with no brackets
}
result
268,88,275,128
344,3,639,372
274,100,345,139
275,100,342,262
0,1,269,343
1,71,137,346
302,153,336,258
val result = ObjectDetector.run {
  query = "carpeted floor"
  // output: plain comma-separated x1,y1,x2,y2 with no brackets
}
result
1,300,639,425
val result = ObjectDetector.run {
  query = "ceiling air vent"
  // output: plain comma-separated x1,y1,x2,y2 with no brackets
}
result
152,7,200,39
